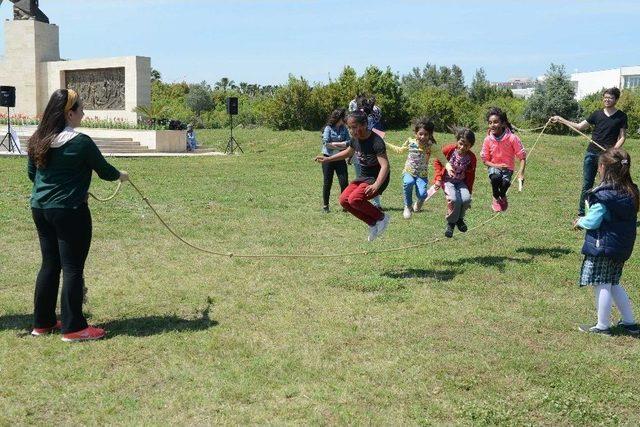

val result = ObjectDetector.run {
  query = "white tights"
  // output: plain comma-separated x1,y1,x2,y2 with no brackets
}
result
593,284,636,329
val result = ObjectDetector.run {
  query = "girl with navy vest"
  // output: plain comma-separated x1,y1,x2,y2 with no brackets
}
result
574,148,639,336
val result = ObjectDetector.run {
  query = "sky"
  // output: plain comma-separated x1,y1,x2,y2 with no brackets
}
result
1,0,638,86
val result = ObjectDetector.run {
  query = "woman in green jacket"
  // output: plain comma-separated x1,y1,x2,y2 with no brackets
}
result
28,89,128,342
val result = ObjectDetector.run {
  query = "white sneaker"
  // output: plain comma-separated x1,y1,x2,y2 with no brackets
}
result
413,199,424,212
367,224,379,242
403,206,412,219
376,214,391,238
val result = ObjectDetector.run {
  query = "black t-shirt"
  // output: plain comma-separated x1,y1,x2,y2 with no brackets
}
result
348,132,390,192
586,109,628,153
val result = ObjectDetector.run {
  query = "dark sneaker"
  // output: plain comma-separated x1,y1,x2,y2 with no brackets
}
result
456,218,468,232
578,324,612,336
322,206,330,213
444,223,455,238
617,321,640,335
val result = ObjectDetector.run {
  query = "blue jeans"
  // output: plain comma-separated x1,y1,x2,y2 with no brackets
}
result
580,152,600,216
402,172,428,207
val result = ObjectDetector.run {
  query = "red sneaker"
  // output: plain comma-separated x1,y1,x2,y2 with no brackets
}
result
491,198,502,212
31,320,62,336
61,326,106,342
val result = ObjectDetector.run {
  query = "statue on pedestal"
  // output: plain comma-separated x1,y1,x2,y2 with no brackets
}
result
0,0,49,24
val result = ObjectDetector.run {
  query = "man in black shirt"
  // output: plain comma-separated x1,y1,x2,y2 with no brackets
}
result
552,87,628,216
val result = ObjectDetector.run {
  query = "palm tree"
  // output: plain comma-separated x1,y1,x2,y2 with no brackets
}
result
214,77,235,93
133,104,169,124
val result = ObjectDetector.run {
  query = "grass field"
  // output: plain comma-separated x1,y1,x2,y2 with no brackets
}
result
1,128,639,425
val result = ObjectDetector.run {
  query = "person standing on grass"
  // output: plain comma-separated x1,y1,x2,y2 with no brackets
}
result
574,148,639,336
481,107,526,213
433,128,477,238
386,118,437,219
27,89,129,343
551,87,628,217
314,110,390,242
320,109,350,213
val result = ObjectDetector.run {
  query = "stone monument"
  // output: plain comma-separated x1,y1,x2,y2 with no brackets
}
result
0,1,150,124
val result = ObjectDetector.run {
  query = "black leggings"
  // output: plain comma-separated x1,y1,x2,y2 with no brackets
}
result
322,158,348,206
489,173,511,199
32,205,92,334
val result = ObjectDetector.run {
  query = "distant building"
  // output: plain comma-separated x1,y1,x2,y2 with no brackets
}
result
493,77,537,99
571,66,640,100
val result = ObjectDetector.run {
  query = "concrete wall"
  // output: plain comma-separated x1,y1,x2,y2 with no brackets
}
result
75,127,187,152
0,20,150,124
571,68,622,100
0,20,60,116
42,56,151,123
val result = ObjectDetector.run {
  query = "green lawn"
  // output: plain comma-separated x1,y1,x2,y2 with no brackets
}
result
1,128,639,425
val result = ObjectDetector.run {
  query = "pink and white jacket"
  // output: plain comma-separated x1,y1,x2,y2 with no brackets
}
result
480,128,526,171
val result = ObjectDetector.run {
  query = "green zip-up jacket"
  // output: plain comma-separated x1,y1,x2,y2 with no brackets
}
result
28,133,120,209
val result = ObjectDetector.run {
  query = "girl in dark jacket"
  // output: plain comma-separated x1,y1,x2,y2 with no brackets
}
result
574,148,639,336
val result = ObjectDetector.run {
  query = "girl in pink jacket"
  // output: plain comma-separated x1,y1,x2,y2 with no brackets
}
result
480,107,527,212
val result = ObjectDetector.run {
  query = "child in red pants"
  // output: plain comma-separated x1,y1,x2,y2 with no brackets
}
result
315,110,390,242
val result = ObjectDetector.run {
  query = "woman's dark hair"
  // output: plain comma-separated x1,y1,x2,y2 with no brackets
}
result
486,106,514,132
326,108,346,127
603,87,621,100
414,117,436,145
347,110,368,126
28,89,79,169
356,95,373,115
454,127,476,146
599,148,639,212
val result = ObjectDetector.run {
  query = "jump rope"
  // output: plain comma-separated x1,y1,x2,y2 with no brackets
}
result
88,119,606,259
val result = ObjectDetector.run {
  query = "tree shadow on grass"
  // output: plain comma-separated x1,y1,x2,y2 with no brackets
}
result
382,246,573,283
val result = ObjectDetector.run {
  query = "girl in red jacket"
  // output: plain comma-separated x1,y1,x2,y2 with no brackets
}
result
433,128,477,238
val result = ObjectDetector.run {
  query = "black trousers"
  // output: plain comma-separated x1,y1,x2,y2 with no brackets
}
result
489,173,511,199
322,158,349,206
32,205,92,334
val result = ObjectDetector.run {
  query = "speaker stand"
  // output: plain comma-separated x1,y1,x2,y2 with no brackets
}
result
224,114,243,155
0,106,21,154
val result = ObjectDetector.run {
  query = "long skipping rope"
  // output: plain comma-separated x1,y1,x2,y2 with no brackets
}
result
88,118,604,259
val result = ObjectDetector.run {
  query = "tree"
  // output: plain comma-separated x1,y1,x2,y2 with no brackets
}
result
214,77,235,92
447,65,466,96
134,104,170,124
186,81,214,116
401,63,466,96
524,64,580,128
263,75,314,130
360,66,407,128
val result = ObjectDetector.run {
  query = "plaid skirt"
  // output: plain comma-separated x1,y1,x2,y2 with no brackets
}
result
579,255,625,287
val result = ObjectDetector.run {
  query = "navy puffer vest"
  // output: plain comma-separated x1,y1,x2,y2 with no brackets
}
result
582,184,638,262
